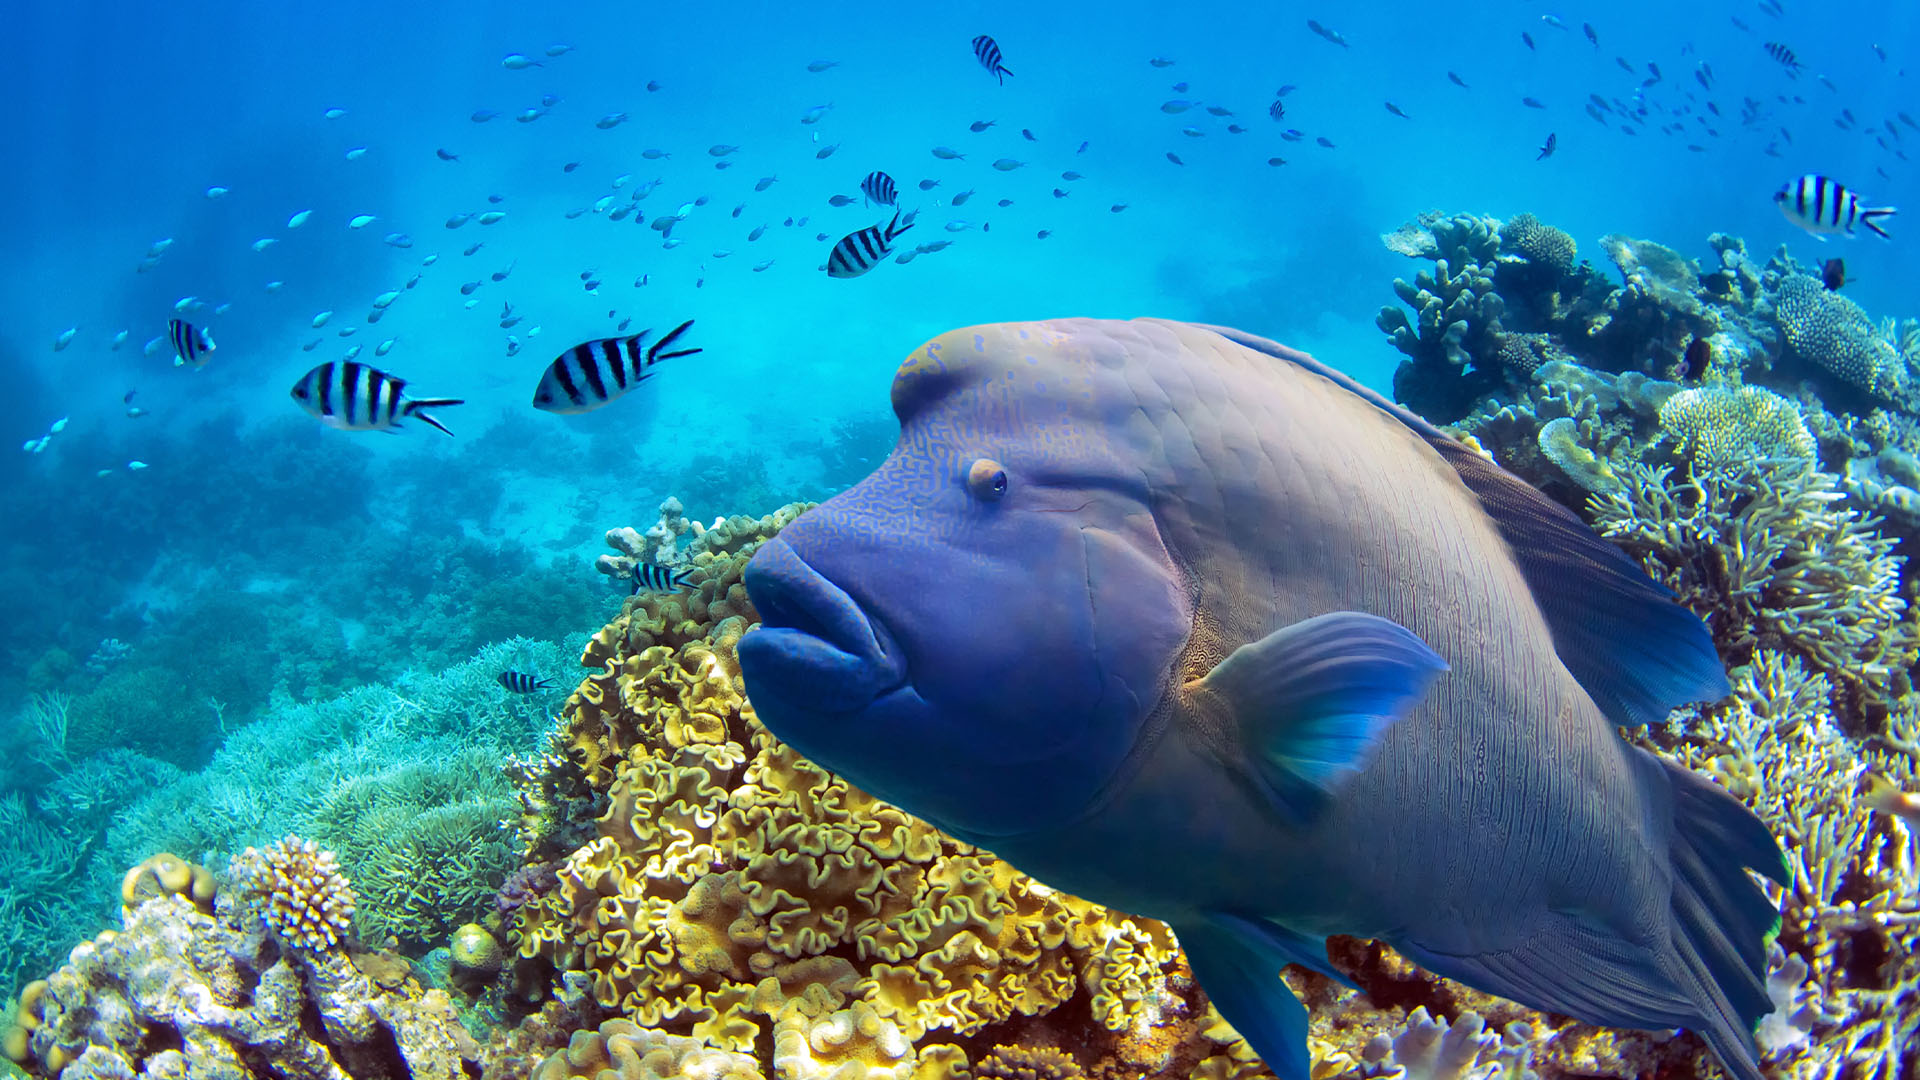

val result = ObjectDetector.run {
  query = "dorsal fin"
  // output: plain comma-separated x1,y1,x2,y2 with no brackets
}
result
1187,321,1730,725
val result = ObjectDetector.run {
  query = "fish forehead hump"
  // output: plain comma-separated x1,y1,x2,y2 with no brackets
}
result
892,318,1508,611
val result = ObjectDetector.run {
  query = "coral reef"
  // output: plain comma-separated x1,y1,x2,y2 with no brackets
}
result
1645,652,1920,1080
4,848,479,1079
1378,211,1725,425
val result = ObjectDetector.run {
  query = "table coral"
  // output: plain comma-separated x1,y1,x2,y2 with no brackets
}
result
5,850,478,1079
1656,385,1815,466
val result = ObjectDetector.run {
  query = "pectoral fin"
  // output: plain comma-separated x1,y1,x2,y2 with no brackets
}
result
1194,611,1447,823
1178,913,1347,1080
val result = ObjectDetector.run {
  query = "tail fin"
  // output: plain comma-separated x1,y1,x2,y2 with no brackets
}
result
1860,206,1896,239
1657,759,1788,1080
403,398,464,437
1393,754,1785,1080
647,319,700,364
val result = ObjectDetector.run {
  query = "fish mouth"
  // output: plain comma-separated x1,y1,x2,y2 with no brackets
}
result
740,537,906,714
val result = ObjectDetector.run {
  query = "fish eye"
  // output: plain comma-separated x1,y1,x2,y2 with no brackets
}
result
967,458,1009,501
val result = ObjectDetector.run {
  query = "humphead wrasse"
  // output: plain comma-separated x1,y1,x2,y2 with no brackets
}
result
738,318,1786,1080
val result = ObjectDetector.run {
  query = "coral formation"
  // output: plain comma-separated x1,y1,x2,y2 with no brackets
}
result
5,849,479,1079
1656,385,1815,466
1499,212,1575,275
508,502,1229,1080
1589,457,1916,720
1646,652,1920,1080
120,852,216,916
234,835,358,952
531,1018,764,1080
1772,273,1910,405
597,497,702,586
1373,212,1508,420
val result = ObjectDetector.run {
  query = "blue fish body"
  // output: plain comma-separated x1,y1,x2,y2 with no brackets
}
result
739,318,1785,1080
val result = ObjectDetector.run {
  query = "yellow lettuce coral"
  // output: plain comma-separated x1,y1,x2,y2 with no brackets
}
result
510,503,1199,1079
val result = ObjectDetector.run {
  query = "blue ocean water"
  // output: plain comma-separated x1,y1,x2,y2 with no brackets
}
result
2,0,1917,1054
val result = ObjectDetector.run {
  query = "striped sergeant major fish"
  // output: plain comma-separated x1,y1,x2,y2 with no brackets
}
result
1763,42,1801,76
826,210,917,278
289,360,464,435
1774,174,1896,239
631,560,695,595
168,318,214,367
971,35,1012,84
531,319,700,414
496,670,555,694
860,170,897,208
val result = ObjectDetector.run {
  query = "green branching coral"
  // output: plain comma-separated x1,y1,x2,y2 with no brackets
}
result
303,748,519,951
1657,385,1815,466
1773,273,1909,403
1588,458,1917,718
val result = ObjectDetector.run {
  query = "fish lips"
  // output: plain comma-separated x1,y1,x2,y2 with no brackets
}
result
740,537,906,715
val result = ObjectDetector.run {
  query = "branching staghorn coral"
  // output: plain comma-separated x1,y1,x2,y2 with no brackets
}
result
1588,457,1917,717
1645,652,1920,1080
